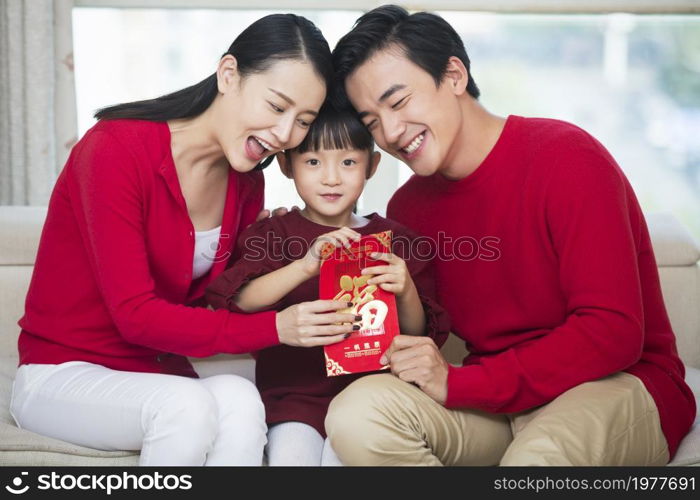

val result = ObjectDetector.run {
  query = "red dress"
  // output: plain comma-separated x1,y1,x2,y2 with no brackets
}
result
206,209,451,436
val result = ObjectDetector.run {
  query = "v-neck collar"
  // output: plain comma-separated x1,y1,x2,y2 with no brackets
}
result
155,121,240,299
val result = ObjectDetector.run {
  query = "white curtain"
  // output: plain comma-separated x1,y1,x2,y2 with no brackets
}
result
0,0,77,205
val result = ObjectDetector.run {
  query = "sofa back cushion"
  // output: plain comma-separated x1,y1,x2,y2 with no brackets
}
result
1,208,699,371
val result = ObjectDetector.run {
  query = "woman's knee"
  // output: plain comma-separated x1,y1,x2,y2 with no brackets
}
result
200,375,265,422
148,378,219,438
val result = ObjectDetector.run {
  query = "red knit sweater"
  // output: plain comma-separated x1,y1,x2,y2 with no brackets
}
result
18,119,280,376
386,115,696,459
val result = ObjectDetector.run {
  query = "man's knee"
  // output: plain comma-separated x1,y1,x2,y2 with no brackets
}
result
325,374,407,465
499,431,577,466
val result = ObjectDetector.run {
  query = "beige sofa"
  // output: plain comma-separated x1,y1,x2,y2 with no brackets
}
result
1,206,698,466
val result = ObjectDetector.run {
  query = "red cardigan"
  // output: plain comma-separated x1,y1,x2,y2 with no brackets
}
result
18,119,280,376
387,115,696,459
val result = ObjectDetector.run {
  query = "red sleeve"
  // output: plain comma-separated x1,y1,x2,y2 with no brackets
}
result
392,228,451,347
445,135,644,412
205,219,288,313
67,129,280,357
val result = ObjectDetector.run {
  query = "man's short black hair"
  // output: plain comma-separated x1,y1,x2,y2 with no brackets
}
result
286,101,374,158
332,4,480,109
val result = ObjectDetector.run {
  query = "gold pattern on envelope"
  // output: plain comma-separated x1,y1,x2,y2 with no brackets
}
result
374,230,392,250
325,352,351,376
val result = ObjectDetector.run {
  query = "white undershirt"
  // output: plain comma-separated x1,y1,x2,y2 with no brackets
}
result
192,226,221,280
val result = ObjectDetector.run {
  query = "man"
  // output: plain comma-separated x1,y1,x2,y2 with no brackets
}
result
324,5,695,466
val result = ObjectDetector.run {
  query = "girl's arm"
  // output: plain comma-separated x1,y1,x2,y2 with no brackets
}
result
233,226,362,313
395,280,427,336
235,260,312,312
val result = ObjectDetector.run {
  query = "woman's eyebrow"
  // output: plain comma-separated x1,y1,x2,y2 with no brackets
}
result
269,88,295,105
268,88,318,116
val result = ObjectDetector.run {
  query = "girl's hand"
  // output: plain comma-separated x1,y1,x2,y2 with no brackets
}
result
276,300,362,347
299,227,361,278
361,252,415,298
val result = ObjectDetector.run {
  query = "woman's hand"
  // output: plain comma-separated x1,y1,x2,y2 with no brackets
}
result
255,206,299,222
276,300,361,347
361,252,416,298
298,227,361,278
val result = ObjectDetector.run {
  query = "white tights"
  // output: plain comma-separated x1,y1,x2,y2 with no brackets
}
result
265,421,342,466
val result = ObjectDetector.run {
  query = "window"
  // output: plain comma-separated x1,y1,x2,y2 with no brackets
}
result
73,8,700,237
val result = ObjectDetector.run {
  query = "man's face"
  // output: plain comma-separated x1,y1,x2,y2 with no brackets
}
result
345,48,463,177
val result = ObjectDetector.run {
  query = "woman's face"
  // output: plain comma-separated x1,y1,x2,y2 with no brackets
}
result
213,57,327,172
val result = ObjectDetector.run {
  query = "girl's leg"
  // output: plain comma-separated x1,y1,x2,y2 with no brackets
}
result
265,421,324,466
320,438,343,466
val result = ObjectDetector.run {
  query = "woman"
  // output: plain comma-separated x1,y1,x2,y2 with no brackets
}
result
10,13,358,466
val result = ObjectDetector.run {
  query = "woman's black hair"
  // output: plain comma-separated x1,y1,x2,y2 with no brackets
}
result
286,101,374,158
94,13,333,169
332,5,479,109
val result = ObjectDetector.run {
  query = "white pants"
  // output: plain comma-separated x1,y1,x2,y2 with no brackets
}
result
10,361,267,466
266,421,343,466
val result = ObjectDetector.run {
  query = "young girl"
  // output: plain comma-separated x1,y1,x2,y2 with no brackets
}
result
206,104,450,466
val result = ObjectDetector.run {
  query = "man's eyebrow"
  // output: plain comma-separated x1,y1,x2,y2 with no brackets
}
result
379,84,407,103
357,84,407,120
268,88,318,116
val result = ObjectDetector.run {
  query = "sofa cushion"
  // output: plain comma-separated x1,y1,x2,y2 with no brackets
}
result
658,266,700,369
0,206,46,266
0,357,15,425
0,424,139,466
0,267,32,367
668,367,700,466
646,213,700,267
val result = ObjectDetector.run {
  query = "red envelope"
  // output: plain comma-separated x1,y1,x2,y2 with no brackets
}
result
319,231,400,376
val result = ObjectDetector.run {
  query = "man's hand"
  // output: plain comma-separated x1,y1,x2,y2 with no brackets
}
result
255,206,300,222
380,335,449,405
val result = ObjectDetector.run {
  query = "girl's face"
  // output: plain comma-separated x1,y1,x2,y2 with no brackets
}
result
213,57,327,173
279,147,380,226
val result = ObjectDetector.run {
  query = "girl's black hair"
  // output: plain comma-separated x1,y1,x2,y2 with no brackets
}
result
285,101,374,158
332,4,479,109
94,13,333,169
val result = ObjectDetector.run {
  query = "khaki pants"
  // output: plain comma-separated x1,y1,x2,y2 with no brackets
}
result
325,372,669,466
